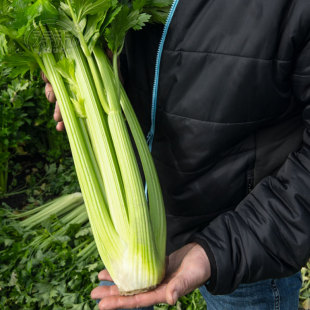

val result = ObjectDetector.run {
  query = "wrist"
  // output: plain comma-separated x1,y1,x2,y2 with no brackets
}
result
190,237,217,290
192,243,211,282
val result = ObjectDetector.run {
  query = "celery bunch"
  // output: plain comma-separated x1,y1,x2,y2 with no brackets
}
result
0,0,171,294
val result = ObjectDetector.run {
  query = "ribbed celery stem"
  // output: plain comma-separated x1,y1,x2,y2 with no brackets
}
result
65,42,129,241
108,110,162,293
10,195,69,219
77,240,97,259
79,118,107,202
40,206,89,250
42,52,121,271
55,203,87,226
120,90,166,259
93,48,166,261
20,193,83,229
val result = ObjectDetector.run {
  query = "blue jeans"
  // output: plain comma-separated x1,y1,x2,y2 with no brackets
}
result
98,272,302,310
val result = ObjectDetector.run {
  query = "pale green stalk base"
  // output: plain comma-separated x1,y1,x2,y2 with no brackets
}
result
119,284,158,296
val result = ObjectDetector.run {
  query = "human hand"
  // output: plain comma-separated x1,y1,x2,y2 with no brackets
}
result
41,72,65,131
91,243,211,310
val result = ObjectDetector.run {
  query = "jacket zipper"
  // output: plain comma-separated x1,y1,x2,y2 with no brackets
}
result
146,0,180,152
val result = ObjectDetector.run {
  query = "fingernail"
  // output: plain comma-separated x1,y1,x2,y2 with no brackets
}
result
172,291,178,304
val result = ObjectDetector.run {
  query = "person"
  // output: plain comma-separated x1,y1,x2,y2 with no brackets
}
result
44,1,310,309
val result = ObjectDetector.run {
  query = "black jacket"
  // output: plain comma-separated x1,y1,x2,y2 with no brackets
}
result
123,0,310,294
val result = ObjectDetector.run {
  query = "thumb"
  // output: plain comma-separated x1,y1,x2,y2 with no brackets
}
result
165,274,188,305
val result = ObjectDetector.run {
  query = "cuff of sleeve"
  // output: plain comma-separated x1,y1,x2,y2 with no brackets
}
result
191,236,218,293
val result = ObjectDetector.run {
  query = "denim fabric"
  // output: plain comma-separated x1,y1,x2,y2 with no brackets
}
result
199,272,302,310
97,272,302,310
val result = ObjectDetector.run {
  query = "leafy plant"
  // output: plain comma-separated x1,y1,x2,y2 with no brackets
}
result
0,76,32,195
300,262,310,310
22,80,70,163
1,195,309,309
0,0,172,293
0,205,102,309
156,289,206,310
0,68,72,198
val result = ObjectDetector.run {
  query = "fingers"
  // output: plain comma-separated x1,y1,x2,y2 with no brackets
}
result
165,273,188,305
166,244,211,305
56,121,65,131
54,102,65,131
54,102,62,122
106,49,113,62
42,72,64,132
92,269,168,310
98,270,113,281
45,83,56,103
41,71,49,83
91,284,120,300
92,243,211,309
97,285,167,310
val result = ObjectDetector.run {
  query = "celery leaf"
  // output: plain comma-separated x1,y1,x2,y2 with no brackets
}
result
105,5,150,54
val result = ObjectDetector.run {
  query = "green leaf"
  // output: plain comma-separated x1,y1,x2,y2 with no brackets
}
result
49,288,59,299
149,0,173,7
59,2,71,17
0,33,7,58
0,25,18,40
132,0,147,10
4,238,13,246
83,303,92,310
105,5,151,54
1,52,38,78
75,227,91,238
62,293,78,307
8,271,18,286
101,5,122,30
55,57,76,82
58,9,80,38
27,0,59,24
86,262,98,271
71,97,86,118
78,17,87,33
81,0,111,17
133,12,150,30
55,56,86,117
84,12,107,44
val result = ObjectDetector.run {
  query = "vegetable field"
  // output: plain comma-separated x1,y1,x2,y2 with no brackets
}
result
0,76,309,310
0,0,309,308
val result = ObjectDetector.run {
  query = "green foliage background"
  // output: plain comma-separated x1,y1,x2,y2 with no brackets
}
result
0,75,309,309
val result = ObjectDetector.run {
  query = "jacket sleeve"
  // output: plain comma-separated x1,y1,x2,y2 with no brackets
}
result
193,40,310,294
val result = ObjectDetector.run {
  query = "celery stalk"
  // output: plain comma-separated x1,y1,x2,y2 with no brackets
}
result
93,48,166,260
0,0,171,295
